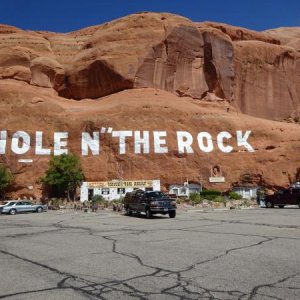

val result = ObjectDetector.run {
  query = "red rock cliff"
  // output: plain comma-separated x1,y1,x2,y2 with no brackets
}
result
0,13,299,198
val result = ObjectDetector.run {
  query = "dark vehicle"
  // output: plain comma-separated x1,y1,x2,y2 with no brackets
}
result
123,190,176,218
264,188,300,208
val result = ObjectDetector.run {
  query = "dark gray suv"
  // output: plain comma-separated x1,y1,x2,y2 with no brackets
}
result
123,190,176,218
264,188,300,208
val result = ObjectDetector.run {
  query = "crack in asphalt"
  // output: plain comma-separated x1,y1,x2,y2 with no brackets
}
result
178,227,300,242
0,249,108,299
2,228,65,239
248,273,299,300
180,236,276,275
0,214,299,299
0,287,60,299
59,224,278,298
200,216,300,230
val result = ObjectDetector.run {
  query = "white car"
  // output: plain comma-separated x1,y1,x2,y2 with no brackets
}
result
0,201,47,215
0,201,17,208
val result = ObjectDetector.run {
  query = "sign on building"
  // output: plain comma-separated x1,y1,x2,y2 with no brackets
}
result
209,177,225,183
87,180,155,189
80,180,160,202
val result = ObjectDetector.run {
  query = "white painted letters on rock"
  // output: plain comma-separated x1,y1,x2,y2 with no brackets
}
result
177,131,194,154
81,132,100,156
0,130,7,154
11,131,30,154
153,131,168,154
35,131,51,155
217,132,233,153
134,131,150,154
54,132,68,155
0,129,255,157
197,132,214,153
112,131,133,154
237,130,255,152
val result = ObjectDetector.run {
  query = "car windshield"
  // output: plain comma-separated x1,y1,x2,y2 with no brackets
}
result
145,192,166,198
7,202,16,206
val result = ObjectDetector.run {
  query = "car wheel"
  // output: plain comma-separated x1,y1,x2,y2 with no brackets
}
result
126,207,132,216
36,207,43,213
169,211,176,218
278,205,284,208
265,201,274,208
146,209,152,219
9,209,17,215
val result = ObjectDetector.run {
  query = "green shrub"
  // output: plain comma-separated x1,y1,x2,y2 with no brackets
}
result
200,189,221,201
91,195,111,208
257,189,265,198
189,192,202,204
100,200,110,208
111,199,123,206
212,195,226,203
92,195,105,202
228,191,242,200
0,164,13,198
49,198,64,207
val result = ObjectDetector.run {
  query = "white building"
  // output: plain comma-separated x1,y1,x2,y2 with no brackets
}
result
169,183,202,197
232,186,259,200
80,180,160,202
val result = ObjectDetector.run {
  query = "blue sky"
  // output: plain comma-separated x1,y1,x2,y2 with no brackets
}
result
1,0,299,32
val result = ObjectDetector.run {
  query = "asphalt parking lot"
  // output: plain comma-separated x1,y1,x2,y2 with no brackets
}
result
0,208,299,300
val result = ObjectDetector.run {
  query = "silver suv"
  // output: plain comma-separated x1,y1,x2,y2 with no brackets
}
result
0,201,47,215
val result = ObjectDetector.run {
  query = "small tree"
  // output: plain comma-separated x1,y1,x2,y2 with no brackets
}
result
42,153,84,201
0,164,13,199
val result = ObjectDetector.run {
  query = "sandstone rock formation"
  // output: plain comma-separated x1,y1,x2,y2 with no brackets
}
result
199,21,280,44
1,14,300,120
265,27,300,51
234,41,300,120
0,13,300,198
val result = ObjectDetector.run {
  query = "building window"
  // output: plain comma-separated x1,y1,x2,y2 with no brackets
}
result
181,187,187,195
101,188,110,195
172,188,179,195
88,189,94,200
117,188,125,194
